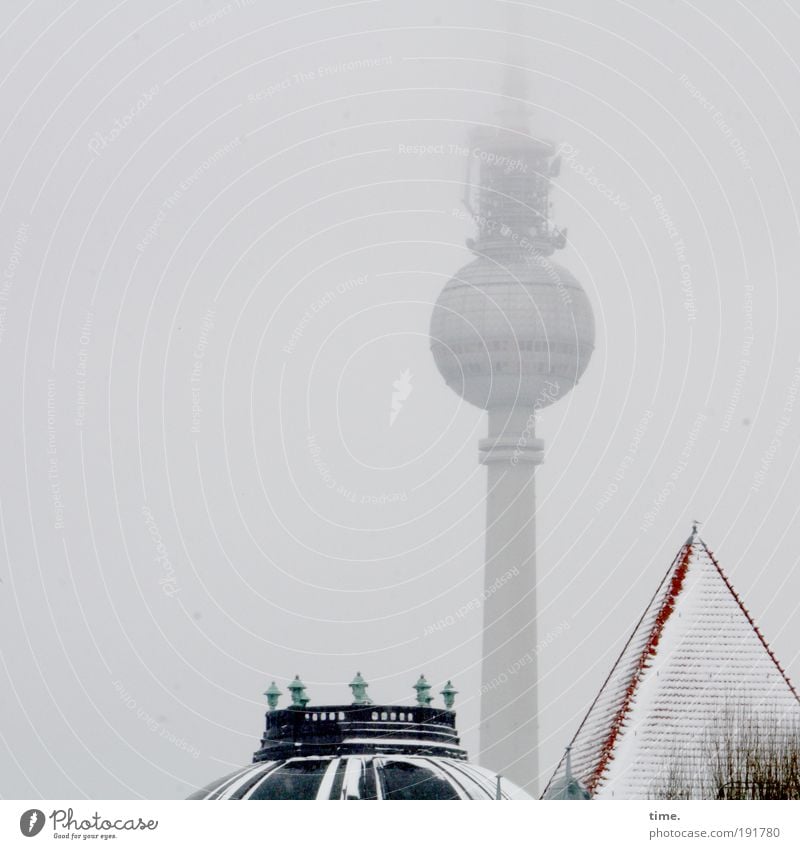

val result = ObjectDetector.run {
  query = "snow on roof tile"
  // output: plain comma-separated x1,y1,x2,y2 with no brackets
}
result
543,534,800,799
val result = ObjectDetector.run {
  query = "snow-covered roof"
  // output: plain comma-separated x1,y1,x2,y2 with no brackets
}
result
543,530,800,799
189,756,531,800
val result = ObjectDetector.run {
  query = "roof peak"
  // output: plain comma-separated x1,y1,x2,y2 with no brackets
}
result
543,533,800,799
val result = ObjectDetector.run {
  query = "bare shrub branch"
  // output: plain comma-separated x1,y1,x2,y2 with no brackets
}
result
650,704,800,800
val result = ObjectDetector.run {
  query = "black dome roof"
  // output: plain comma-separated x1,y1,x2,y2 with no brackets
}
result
189,755,528,800
189,698,530,800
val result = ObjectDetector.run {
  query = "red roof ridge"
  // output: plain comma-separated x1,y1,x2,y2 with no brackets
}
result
541,539,693,798
586,541,693,792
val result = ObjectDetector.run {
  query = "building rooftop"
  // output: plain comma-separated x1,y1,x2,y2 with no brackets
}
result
543,529,800,799
189,674,531,800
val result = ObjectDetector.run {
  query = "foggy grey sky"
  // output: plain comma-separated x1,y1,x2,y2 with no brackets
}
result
2,0,800,798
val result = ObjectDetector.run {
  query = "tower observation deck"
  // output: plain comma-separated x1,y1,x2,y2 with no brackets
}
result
429,42,595,795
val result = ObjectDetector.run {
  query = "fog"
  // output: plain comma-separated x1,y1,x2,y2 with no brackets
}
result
1,0,799,798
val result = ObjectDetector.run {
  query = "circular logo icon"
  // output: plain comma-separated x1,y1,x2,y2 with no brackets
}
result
19,809,46,837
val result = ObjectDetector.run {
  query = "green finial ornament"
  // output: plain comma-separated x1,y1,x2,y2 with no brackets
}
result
349,671,372,705
440,680,458,710
287,675,310,707
264,681,282,711
414,674,433,706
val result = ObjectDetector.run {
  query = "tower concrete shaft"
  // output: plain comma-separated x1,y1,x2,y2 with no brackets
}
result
478,407,544,796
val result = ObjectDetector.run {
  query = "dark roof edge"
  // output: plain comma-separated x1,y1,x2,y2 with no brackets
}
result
700,538,800,706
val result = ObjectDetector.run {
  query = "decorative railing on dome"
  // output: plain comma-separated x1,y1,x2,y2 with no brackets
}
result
253,674,466,762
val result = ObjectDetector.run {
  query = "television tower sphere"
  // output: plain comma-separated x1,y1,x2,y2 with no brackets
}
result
430,252,594,410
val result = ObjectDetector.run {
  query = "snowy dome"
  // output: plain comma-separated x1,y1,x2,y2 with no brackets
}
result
430,254,595,410
189,675,531,801
189,753,529,800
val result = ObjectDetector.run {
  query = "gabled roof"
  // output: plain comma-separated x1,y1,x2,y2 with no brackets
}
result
543,530,800,799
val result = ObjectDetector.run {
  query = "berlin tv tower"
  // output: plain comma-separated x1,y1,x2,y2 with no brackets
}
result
429,14,595,795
